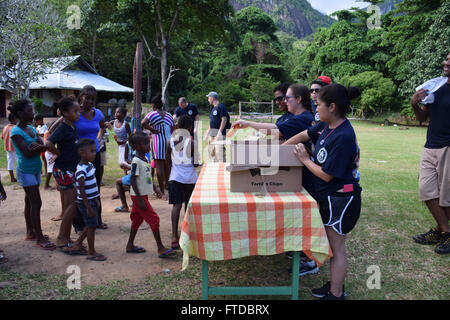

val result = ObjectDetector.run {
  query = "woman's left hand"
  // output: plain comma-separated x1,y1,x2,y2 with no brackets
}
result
294,143,310,163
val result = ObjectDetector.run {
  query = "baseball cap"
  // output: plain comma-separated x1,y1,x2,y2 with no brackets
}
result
206,91,218,99
316,76,331,85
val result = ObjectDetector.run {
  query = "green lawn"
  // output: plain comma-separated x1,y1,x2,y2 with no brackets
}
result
1,118,449,300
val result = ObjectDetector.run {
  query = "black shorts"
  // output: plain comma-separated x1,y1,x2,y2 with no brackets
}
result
76,198,99,228
168,181,195,205
318,191,361,235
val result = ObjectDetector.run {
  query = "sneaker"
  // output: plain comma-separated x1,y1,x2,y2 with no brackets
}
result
287,259,319,276
299,259,319,276
320,291,345,300
435,232,450,254
311,281,347,298
413,228,442,245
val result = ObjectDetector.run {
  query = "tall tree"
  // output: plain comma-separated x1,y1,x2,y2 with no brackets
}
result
0,0,69,99
117,0,234,108
398,0,449,97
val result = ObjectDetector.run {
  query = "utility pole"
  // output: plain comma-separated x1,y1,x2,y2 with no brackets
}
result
133,42,143,132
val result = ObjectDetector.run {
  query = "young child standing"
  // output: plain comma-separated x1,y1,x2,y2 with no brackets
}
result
1,113,18,182
71,138,106,261
111,107,131,171
285,84,362,300
45,96,81,249
166,115,198,250
127,132,176,258
9,100,55,250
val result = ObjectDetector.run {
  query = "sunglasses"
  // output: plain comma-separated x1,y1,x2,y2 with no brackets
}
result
273,95,285,102
310,88,320,93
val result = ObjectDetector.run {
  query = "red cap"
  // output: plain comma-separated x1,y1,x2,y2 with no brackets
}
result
317,75,332,85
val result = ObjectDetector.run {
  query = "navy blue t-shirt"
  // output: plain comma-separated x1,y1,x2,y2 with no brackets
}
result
425,82,450,149
174,103,199,134
209,103,230,137
307,119,361,201
276,111,317,199
47,122,80,172
275,112,294,126
276,111,314,140
311,101,321,123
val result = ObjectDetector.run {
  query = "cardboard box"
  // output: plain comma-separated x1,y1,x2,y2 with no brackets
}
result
228,166,303,193
230,140,304,167
228,140,304,193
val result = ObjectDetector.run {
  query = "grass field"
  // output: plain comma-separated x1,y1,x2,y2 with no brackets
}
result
0,117,448,300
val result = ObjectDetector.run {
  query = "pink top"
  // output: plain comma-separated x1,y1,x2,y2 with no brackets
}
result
1,124,16,152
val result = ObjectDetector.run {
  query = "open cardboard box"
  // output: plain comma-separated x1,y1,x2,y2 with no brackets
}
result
227,139,304,193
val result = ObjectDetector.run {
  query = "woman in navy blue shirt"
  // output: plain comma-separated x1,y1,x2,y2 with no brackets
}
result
285,84,362,300
232,84,316,198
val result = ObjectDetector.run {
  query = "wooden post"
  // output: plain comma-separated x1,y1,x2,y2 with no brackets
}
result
133,42,143,132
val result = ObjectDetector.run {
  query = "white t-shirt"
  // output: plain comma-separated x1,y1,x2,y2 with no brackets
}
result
36,124,48,135
130,156,153,196
169,137,198,184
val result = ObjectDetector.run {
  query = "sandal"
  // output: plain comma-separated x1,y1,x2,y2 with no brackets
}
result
126,246,146,254
115,206,129,213
158,248,177,259
62,247,88,256
86,254,107,261
35,241,56,251
50,216,62,221
97,223,108,230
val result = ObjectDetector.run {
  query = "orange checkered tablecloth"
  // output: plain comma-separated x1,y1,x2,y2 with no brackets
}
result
179,163,331,271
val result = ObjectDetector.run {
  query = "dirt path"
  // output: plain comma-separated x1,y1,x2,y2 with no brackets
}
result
0,184,183,285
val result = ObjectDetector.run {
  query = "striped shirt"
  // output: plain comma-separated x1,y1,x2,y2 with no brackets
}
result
145,110,173,160
75,162,99,200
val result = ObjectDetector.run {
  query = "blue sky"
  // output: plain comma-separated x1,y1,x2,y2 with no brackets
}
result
307,0,372,16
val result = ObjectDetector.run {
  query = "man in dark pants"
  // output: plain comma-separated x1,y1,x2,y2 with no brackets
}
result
204,92,230,163
411,52,450,254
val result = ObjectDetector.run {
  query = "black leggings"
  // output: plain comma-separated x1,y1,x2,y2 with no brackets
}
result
73,152,103,231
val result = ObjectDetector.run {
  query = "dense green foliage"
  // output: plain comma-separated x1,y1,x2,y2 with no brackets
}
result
287,0,449,119
4,0,449,119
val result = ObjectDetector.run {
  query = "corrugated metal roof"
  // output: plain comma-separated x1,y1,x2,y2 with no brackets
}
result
1,56,133,93
29,69,133,93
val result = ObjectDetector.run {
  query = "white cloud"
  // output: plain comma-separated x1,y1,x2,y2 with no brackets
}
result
307,0,372,16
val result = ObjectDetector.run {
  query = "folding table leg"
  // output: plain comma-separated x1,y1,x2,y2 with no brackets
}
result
291,251,300,300
202,260,209,300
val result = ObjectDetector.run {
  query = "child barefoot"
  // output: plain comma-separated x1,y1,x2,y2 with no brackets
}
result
126,132,176,258
9,100,55,250
67,138,106,261
166,115,198,250
114,163,131,213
